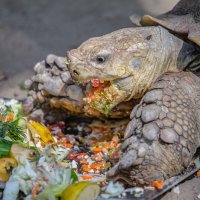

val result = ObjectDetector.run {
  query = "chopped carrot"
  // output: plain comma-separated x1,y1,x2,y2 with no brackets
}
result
67,153,77,159
64,143,73,148
152,180,164,190
102,144,110,150
91,153,103,161
7,113,14,121
90,163,102,170
82,165,91,173
67,153,87,160
90,161,106,170
81,175,94,180
95,86,104,93
110,141,118,148
197,170,200,177
80,159,88,164
92,147,103,153
32,183,42,199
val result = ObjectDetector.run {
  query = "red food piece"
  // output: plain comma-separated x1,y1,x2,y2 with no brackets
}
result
67,152,87,160
91,79,100,88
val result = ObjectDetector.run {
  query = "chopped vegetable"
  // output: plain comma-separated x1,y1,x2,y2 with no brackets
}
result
61,182,100,200
27,120,55,145
0,98,130,200
80,175,94,180
0,120,25,142
197,170,200,177
36,168,72,200
101,181,125,198
71,170,79,183
9,143,36,164
91,79,100,88
0,100,26,142
0,158,17,182
2,176,19,200
0,138,13,158
152,180,164,190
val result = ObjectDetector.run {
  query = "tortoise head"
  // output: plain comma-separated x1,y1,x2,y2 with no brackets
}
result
67,27,182,114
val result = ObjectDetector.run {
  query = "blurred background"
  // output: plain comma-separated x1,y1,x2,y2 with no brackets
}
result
0,0,179,98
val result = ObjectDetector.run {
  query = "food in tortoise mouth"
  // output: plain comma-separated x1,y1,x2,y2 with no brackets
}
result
24,0,200,187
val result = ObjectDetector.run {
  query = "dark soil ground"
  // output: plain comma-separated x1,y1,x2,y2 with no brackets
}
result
0,0,200,199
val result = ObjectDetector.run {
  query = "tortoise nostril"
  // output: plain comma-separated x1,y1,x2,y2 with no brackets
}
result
73,70,79,76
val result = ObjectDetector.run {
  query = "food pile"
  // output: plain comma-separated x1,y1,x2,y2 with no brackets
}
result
0,98,134,200
2,98,181,200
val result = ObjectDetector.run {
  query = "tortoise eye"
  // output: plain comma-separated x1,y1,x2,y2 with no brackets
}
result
96,56,106,63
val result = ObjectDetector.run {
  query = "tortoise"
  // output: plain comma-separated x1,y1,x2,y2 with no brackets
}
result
24,0,200,185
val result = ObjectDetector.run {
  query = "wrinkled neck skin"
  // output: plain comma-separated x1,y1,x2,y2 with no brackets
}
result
94,27,185,112
127,26,184,100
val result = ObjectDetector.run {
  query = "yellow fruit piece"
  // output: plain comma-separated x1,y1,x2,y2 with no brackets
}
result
27,120,55,144
61,182,100,200
9,144,35,164
0,158,17,182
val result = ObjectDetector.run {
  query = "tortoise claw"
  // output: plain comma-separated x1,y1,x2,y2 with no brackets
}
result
23,54,85,121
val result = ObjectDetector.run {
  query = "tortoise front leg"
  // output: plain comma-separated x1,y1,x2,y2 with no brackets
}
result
23,54,86,122
107,72,200,185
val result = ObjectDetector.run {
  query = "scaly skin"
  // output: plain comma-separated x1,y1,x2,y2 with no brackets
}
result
67,26,184,114
66,26,200,184
107,72,200,185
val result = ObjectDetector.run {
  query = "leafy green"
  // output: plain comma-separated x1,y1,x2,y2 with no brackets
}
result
36,168,72,200
0,100,26,142
0,120,25,142
0,138,13,158
71,170,79,183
